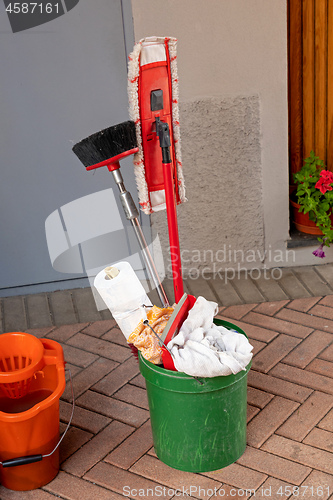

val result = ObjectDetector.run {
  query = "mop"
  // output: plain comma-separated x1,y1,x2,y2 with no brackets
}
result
73,37,189,364
127,36,187,304
128,36,186,215
123,36,199,366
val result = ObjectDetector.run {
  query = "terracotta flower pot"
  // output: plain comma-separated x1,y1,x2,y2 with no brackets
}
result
290,197,333,235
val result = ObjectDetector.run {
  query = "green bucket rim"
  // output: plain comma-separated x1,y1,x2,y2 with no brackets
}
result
139,318,252,393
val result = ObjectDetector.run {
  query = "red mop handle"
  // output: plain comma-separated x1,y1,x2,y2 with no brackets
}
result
157,118,184,303
162,161,184,303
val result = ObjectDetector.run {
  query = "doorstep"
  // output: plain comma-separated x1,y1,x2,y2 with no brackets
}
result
287,224,319,249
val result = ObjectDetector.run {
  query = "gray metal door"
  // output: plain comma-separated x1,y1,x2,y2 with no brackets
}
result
0,0,147,296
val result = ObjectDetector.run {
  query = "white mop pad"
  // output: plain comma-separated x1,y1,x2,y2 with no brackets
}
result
167,296,253,377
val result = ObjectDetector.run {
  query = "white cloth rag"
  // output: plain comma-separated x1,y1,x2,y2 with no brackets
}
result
167,296,253,377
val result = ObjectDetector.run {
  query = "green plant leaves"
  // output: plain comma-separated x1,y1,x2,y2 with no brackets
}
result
293,151,333,247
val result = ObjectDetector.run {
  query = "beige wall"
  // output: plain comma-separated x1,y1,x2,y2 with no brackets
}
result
131,0,333,275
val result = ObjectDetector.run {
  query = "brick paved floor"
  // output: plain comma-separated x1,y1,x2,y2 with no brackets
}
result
2,264,333,333
1,275,333,498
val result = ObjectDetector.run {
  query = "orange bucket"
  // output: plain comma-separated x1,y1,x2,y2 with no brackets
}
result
0,334,67,491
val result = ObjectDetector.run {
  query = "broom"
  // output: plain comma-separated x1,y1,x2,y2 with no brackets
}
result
72,120,169,308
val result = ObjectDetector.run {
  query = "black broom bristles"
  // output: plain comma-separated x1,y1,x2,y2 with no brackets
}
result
72,120,137,168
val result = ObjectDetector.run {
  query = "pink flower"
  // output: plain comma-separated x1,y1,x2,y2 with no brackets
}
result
315,170,333,194
313,242,326,259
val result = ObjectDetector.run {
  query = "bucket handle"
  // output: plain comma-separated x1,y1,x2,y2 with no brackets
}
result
0,369,75,469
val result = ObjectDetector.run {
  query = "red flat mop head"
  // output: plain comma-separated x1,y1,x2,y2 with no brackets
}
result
128,36,187,214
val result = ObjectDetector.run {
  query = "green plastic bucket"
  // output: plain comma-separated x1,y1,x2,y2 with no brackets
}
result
139,319,251,472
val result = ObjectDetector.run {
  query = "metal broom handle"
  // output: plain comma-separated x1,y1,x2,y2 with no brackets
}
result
111,169,170,308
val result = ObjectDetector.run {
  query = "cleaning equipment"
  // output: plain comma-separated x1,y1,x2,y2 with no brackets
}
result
72,121,169,308
128,37,186,303
127,35,251,472
0,333,74,491
139,319,251,472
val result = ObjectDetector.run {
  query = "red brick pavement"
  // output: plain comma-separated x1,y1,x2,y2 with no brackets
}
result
1,297,333,499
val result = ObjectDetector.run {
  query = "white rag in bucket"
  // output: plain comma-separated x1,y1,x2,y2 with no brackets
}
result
94,261,152,339
167,296,253,377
